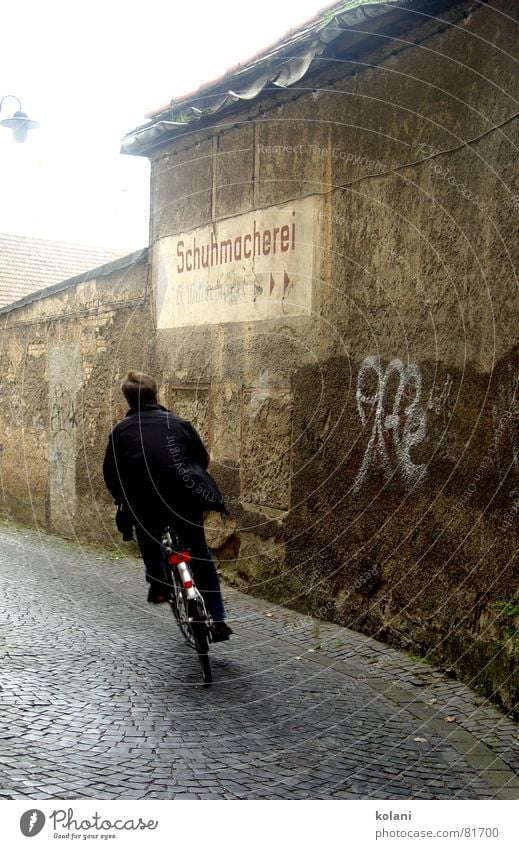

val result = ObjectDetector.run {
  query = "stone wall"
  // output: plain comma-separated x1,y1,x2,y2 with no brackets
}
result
0,250,153,543
148,0,519,711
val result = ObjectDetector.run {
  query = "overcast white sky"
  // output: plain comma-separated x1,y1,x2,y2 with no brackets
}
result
0,0,324,251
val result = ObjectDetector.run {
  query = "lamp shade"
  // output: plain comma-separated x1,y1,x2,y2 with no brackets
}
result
0,110,40,143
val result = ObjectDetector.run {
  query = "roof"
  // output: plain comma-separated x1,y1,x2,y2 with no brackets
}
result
0,233,127,308
0,247,149,317
121,0,455,156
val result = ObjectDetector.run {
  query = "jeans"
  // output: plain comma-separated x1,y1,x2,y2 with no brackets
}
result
134,515,226,621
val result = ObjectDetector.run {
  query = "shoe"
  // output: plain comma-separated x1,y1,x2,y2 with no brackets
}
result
147,587,169,604
211,621,233,642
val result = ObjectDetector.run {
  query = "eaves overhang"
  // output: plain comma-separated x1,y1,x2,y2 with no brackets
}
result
121,0,459,157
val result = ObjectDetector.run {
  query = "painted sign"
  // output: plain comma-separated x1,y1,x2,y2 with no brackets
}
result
155,197,315,328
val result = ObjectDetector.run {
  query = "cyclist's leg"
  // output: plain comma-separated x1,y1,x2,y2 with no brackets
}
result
134,524,170,600
174,513,226,620
191,546,226,621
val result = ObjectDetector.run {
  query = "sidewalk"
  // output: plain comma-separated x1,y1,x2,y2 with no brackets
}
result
0,523,517,800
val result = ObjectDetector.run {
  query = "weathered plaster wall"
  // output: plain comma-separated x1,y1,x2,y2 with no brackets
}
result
0,252,153,543
149,1,518,710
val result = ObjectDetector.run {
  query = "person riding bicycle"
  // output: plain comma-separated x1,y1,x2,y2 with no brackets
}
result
103,370,232,642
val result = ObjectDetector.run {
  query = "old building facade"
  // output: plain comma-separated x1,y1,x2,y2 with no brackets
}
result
0,0,517,709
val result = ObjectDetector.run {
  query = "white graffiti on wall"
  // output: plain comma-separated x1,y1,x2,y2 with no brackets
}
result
50,383,78,435
428,373,453,420
352,356,428,493
492,367,519,474
249,369,273,418
48,343,83,532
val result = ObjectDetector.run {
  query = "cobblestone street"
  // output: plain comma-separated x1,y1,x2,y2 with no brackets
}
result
0,524,518,800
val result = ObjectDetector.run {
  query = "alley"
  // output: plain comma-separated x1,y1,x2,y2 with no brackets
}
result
0,524,518,800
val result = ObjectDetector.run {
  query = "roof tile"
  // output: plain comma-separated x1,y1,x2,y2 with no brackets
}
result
0,233,126,308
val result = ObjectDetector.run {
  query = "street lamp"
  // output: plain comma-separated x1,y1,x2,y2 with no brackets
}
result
0,95,39,143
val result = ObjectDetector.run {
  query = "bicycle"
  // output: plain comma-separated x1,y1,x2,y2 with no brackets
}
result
161,527,214,683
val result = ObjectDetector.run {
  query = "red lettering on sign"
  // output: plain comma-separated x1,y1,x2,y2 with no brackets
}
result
220,239,232,264
174,212,297,274
177,241,185,273
253,220,261,257
211,236,219,266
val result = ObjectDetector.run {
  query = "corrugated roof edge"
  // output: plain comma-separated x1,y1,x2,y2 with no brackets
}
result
0,247,149,317
121,0,458,156
144,0,341,120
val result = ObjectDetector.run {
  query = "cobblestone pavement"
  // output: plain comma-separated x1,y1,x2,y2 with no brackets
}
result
0,524,518,800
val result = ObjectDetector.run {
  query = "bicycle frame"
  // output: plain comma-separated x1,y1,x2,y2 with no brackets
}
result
160,528,213,682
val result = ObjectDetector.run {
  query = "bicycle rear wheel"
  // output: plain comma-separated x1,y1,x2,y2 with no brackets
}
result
169,569,195,647
188,600,212,684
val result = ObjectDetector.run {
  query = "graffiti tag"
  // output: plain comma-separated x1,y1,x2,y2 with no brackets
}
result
352,356,428,492
50,383,78,435
492,368,519,475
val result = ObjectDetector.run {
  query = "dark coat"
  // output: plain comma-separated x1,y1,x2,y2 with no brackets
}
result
103,404,226,528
